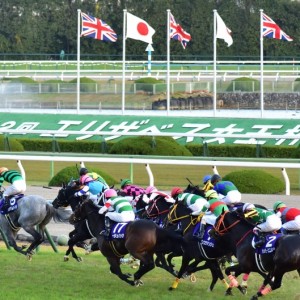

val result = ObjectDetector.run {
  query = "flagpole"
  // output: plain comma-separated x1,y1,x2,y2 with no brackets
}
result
260,9,264,118
122,9,126,115
166,9,170,116
213,10,217,117
77,9,81,114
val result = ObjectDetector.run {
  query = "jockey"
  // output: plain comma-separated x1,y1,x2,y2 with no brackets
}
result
211,174,242,207
242,203,282,247
143,186,175,205
120,178,145,199
171,187,208,216
74,173,106,205
273,201,300,234
0,167,26,212
98,189,135,238
198,190,229,239
79,167,109,189
202,174,214,192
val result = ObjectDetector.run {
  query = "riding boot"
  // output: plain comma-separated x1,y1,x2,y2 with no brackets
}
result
1,196,11,211
254,231,265,248
101,216,112,238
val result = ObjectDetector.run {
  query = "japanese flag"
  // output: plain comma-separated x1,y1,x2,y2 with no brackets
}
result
216,12,233,47
126,12,155,44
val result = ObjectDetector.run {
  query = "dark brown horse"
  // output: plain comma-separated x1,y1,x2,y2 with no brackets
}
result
73,199,186,286
213,210,300,299
164,201,247,294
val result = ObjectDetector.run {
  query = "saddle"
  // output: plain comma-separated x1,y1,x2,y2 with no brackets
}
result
0,194,24,214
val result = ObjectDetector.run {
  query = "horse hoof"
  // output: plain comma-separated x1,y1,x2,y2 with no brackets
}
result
76,257,83,262
190,274,196,283
134,279,143,287
250,296,258,300
63,256,69,262
238,286,247,295
225,288,233,296
26,254,32,261
169,287,174,291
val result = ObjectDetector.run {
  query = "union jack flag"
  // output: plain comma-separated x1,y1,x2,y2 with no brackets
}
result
170,13,191,49
262,13,293,41
81,12,117,42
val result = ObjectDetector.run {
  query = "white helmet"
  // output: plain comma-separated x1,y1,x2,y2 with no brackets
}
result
242,203,255,212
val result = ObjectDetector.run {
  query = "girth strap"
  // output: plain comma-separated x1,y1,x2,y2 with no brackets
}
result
5,214,20,231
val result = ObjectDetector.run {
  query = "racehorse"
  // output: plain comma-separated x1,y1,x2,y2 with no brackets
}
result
73,199,186,286
0,194,70,259
52,183,99,261
213,209,300,299
164,201,245,293
184,183,206,198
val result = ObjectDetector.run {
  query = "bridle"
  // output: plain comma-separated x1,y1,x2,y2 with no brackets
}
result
146,197,170,218
166,204,201,234
213,211,241,237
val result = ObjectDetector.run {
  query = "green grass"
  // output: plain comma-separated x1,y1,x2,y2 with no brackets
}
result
1,243,299,300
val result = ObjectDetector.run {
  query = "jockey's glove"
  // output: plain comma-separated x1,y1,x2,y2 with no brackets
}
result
99,206,108,214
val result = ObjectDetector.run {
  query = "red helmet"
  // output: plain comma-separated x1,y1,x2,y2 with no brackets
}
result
171,187,183,198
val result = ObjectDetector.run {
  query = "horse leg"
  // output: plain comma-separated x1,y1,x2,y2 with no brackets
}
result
224,264,248,296
155,253,177,276
169,254,192,290
22,226,44,258
106,256,134,286
188,260,229,292
132,253,155,286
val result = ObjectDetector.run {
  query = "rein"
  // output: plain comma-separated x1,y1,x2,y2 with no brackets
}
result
213,211,241,236
167,204,200,234
146,199,169,218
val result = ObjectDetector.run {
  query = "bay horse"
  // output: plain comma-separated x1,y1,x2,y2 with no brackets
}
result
165,201,247,294
73,199,186,286
52,183,100,261
213,209,300,299
0,194,70,260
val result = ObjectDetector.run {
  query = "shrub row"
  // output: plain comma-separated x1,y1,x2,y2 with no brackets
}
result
15,137,298,158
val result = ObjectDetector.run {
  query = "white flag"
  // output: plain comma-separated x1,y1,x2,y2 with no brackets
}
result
126,12,155,44
216,12,233,47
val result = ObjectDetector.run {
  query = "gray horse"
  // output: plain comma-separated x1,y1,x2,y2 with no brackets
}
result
0,195,71,259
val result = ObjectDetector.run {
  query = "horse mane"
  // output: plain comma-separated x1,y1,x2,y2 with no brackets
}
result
184,184,206,198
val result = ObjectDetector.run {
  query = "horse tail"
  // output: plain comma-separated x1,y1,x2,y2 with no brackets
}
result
48,203,72,223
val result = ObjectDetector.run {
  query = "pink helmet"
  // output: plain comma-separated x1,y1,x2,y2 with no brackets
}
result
80,175,93,185
104,189,117,199
145,186,157,194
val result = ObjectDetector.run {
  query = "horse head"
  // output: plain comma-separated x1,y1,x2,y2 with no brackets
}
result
52,183,80,211
184,184,206,198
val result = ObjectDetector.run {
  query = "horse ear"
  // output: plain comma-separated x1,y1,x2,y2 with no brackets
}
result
62,182,66,188
222,207,225,214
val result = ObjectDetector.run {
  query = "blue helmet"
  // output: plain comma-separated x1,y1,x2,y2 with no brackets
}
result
203,175,212,184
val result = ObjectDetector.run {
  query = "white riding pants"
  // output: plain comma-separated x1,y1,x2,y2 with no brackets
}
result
282,215,300,231
222,190,242,205
256,214,282,233
3,179,26,197
106,211,135,223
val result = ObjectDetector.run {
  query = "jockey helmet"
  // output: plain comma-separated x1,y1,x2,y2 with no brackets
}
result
273,201,286,212
242,203,255,212
79,167,88,176
104,189,117,199
145,186,157,194
211,174,222,184
205,190,218,199
202,175,212,184
120,179,131,188
0,167,8,174
171,187,183,198
80,174,93,185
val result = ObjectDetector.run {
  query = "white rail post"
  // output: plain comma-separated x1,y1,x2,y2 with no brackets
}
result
145,164,154,187
17,160,26,181
281,168,290,196
212,166,219,175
